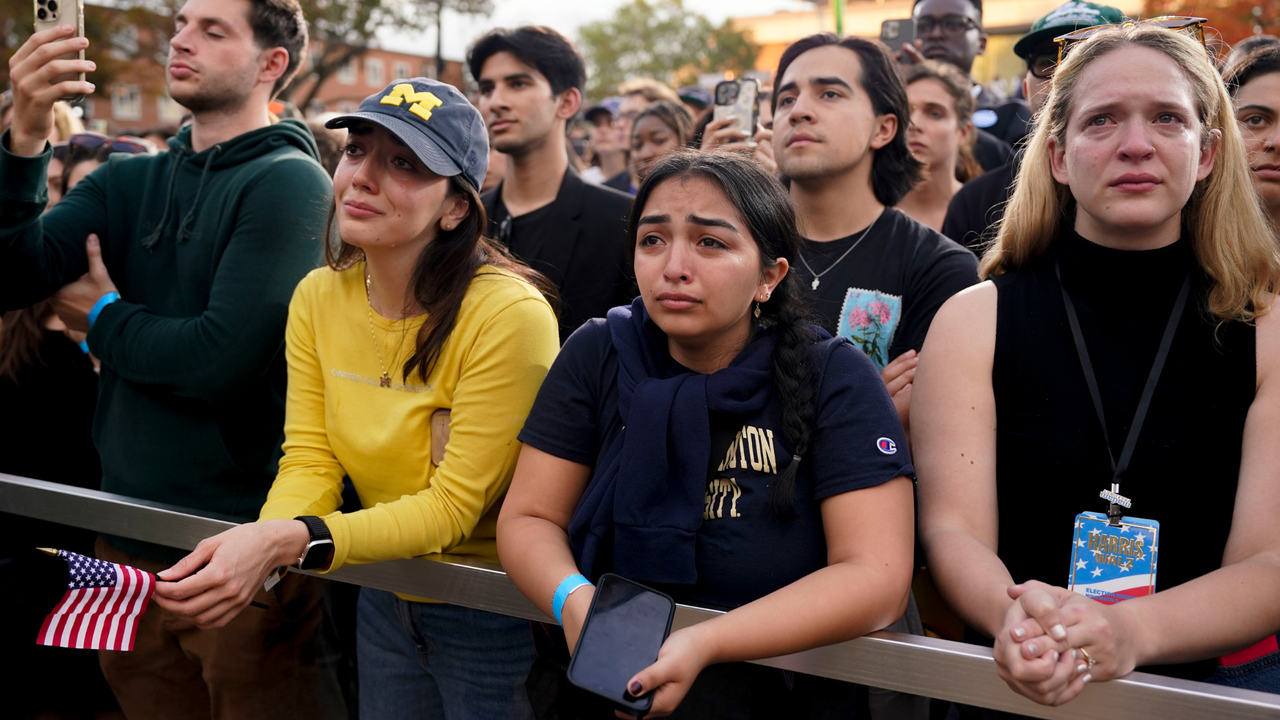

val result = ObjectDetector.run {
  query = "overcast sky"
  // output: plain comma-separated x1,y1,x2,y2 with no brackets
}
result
379,0,811,59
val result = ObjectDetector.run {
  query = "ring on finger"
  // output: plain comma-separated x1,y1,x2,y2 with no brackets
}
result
1077,647,1096,670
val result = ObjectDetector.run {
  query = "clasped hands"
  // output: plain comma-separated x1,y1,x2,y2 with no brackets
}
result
994,579,1141,706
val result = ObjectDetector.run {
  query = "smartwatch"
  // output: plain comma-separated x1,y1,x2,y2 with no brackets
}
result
293,515,334,571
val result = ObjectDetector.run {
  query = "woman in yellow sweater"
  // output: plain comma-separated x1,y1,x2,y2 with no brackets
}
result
152,78,560,719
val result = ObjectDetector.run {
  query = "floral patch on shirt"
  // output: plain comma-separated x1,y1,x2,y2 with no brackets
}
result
836,288,902,370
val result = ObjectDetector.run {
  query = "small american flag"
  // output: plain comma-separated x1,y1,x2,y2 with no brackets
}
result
36,549,155,651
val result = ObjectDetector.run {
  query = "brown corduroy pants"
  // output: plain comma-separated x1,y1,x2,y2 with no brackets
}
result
95,536,340,720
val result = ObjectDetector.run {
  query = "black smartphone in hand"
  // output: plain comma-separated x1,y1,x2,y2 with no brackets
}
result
880,18,917,55
566,573,676,717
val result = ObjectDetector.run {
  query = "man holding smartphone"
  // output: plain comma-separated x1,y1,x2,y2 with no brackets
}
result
1,0,337,717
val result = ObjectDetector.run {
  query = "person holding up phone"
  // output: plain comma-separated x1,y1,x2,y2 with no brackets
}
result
499,150,915,718
2,0,339,717
701,80,776,176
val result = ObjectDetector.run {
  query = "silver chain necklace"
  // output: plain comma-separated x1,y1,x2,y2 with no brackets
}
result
798,210,884,291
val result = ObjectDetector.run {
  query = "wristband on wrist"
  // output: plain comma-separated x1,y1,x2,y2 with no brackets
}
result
87,292,120,328
78,340,90,355
552,573,592,625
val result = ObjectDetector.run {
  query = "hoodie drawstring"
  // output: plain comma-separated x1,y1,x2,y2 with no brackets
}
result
140,144,220,249
140,151,184,250
176,146,220,245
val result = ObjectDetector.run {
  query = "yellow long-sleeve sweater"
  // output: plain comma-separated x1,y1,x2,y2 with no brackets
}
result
258,262,558,593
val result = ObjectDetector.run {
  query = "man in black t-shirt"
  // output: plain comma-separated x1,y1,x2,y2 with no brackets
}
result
772,34,978,430
468,27,635,342
941,1,1126,250
773,39,976,720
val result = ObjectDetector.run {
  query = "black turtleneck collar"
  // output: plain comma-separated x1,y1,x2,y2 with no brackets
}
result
1057,226,1194,303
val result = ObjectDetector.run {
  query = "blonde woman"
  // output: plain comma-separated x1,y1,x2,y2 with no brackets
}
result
914,22,1280,707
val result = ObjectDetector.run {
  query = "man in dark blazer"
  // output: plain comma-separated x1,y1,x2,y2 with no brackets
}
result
469,26,635,342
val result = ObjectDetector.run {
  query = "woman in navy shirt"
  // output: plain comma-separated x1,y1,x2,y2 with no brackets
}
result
498,150,915,718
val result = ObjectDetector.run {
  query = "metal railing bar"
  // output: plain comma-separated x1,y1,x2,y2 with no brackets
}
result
3,473,1278,719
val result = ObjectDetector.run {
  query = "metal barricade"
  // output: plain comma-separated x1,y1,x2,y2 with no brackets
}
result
3,472,1278,720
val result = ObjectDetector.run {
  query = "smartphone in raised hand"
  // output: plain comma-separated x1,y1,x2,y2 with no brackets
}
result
713,79,760,146
566,573,676,717
880,19,917,55
33,0,87,103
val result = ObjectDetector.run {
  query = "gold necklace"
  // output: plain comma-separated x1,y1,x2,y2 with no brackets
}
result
364,266,406,388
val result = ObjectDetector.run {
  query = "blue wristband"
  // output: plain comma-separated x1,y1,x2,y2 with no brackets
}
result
87,292,120,328
552,573,592,625
78,340,90,354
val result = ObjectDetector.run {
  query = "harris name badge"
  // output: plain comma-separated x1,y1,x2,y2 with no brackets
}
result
1067,511,1159,605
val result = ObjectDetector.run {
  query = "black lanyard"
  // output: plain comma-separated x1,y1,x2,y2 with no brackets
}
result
1055,259,1191,494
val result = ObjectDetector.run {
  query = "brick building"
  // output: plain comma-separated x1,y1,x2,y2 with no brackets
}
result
290,47,466,116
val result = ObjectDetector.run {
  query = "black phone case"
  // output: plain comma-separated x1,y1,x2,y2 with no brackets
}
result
565,574,676,718
879,19,916,54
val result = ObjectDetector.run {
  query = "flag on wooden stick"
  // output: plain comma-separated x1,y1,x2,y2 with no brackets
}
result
36,549,155,651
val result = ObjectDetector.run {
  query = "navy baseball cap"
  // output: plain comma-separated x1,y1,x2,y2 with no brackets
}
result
325,78,489,190
584,96,621,123
678,86,712,110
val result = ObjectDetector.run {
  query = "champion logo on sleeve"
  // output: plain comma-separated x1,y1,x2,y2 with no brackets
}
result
877,438,898,455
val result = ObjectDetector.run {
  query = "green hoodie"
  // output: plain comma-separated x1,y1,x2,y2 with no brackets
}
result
0,120,332,561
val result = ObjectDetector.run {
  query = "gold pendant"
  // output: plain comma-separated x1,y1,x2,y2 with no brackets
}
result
379,375,392,388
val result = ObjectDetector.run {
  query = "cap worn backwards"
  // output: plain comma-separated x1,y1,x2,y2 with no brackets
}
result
325,77,489,190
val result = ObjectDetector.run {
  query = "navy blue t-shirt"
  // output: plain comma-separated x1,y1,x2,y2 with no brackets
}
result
518,319,914,610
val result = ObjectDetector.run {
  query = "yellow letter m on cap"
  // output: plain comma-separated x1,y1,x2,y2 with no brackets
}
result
380,84,444,122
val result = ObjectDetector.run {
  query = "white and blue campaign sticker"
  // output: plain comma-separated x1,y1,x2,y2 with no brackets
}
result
1067,511,1159,605
877,438,898,455
972,108,999,128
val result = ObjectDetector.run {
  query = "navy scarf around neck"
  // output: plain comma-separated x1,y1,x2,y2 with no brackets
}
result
567,298,780,586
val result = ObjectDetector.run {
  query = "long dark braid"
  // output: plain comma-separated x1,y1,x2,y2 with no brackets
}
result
629,149,817,519
759,271,815,520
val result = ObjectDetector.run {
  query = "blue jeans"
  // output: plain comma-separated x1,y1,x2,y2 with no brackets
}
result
357,587,537,720
1205,648,1280,695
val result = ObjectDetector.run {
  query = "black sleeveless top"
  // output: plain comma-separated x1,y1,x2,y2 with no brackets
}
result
989,230,1256,680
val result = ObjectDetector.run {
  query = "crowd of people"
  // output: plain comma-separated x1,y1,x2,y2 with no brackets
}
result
1,0,1279,718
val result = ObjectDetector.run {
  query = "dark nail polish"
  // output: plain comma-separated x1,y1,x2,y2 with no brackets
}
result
628,680,642,694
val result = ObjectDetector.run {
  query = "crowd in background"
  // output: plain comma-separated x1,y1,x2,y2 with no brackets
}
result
2,0,1280,718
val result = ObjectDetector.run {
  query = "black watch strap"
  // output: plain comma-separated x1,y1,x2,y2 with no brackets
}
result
295,515,332,543
294,515,333,570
